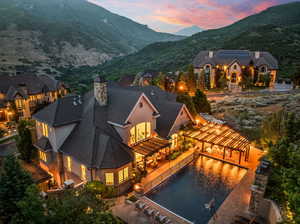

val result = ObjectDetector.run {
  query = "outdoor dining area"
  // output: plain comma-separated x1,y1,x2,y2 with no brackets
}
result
132,137,171,172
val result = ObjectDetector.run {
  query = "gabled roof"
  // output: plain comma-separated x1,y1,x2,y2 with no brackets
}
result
33,95,82,127
106,86,145,125
59,92,133,169
0,74,64,98
127,85,190,138
193,50,278,69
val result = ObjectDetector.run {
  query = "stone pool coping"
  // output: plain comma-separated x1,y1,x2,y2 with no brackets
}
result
208,170,255,224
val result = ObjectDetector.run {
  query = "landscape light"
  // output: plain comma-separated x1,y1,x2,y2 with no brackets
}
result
179,86,184,90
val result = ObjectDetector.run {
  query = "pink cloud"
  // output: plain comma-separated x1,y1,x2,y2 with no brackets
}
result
88,0,295,32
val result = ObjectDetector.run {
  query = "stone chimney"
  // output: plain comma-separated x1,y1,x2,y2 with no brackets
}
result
94,76,107,106
255,51,260,59
209,51,214,58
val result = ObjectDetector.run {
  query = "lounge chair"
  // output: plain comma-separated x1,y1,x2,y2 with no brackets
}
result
159,215,167,223
145,207,155,216
135,201,146,210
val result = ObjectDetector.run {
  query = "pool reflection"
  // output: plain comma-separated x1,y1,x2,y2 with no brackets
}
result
147,156,247,224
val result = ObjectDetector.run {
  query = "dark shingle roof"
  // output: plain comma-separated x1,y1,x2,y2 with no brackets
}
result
193,50,278,69
0,74,63,97
59,92,133,169
106,86,144,125
34,136,53,152
33,95,83,127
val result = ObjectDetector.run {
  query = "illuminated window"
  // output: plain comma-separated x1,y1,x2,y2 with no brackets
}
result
67,156,72,172
105,173,114,185
41,123,49,137
130,122,151,145
15,99,24,109
171,134,178,149
39,151,47,162
119,167,129,184
81,165,87,181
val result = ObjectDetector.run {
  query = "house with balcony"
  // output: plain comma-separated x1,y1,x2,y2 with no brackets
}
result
193,50,278,90
0,74,67,123
32,77,194,194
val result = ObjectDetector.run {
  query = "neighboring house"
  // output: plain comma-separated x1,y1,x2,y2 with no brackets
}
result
193,50,278,90
33,77,194,194
0,75,67,122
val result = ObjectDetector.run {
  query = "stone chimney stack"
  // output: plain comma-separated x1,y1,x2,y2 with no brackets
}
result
209,51,214,58
94,76,107,106
255,51,260,59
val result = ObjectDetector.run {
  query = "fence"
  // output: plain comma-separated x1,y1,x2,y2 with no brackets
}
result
142,150,195,194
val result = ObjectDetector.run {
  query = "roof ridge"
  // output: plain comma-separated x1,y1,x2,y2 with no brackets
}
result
53,98,61,125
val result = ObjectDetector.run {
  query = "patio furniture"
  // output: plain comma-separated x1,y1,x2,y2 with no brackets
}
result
144,207,155,216
135,201,146,210
153,211,160,220
158,215,167,223
164,219,172,224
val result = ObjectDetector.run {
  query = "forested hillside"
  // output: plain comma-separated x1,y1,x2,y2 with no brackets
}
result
100,2,300,79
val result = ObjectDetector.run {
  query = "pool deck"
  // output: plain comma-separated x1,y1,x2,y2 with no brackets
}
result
208,147,264,224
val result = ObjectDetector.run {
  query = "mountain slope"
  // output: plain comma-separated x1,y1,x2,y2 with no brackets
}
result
0,0,182,74
100,2,300,78
175,26,203,36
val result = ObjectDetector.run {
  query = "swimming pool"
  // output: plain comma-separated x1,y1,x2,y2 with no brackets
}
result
147,156,247,224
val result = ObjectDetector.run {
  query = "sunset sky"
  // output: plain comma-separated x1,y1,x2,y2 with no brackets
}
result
88,0,295,33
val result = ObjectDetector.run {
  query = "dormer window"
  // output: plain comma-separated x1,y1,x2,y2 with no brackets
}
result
139,102,143,108
233,65,237,70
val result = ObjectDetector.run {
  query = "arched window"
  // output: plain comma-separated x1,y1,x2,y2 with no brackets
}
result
205,65,211,73
130,122,151,145
260,66,267,73
231,73,237,83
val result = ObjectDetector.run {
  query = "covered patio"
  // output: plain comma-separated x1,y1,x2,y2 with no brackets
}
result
132,137,171,172
185,123,250,165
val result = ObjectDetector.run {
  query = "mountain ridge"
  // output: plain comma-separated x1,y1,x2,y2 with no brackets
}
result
0,0,183,76
175,25,204,36
100,2,300,79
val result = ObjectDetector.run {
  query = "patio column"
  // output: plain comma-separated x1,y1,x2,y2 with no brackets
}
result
239,150,242,164
201,141,204,152
223,147,226,160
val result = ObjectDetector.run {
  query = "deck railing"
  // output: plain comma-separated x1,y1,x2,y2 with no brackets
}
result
142,149,195,194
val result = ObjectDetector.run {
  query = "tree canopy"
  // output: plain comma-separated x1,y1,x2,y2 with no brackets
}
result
0,155,34,223
263,112,300,223
16,120,36,162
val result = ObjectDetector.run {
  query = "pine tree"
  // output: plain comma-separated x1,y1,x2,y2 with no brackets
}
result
186,64,196,93
192,89,211,114
0,155,34,223
16,120,36,162
11,185,46,224
176,93,197,117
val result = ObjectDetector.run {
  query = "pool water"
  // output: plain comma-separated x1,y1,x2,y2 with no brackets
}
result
147,156,247,224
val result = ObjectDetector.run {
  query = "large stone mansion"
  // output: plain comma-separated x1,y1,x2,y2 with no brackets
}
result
193,50,278,90
0,74,67,122
33,77,194,193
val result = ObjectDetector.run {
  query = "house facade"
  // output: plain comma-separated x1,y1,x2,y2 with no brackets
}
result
33,77,194,194
0,74,67,123
193,50,278,90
